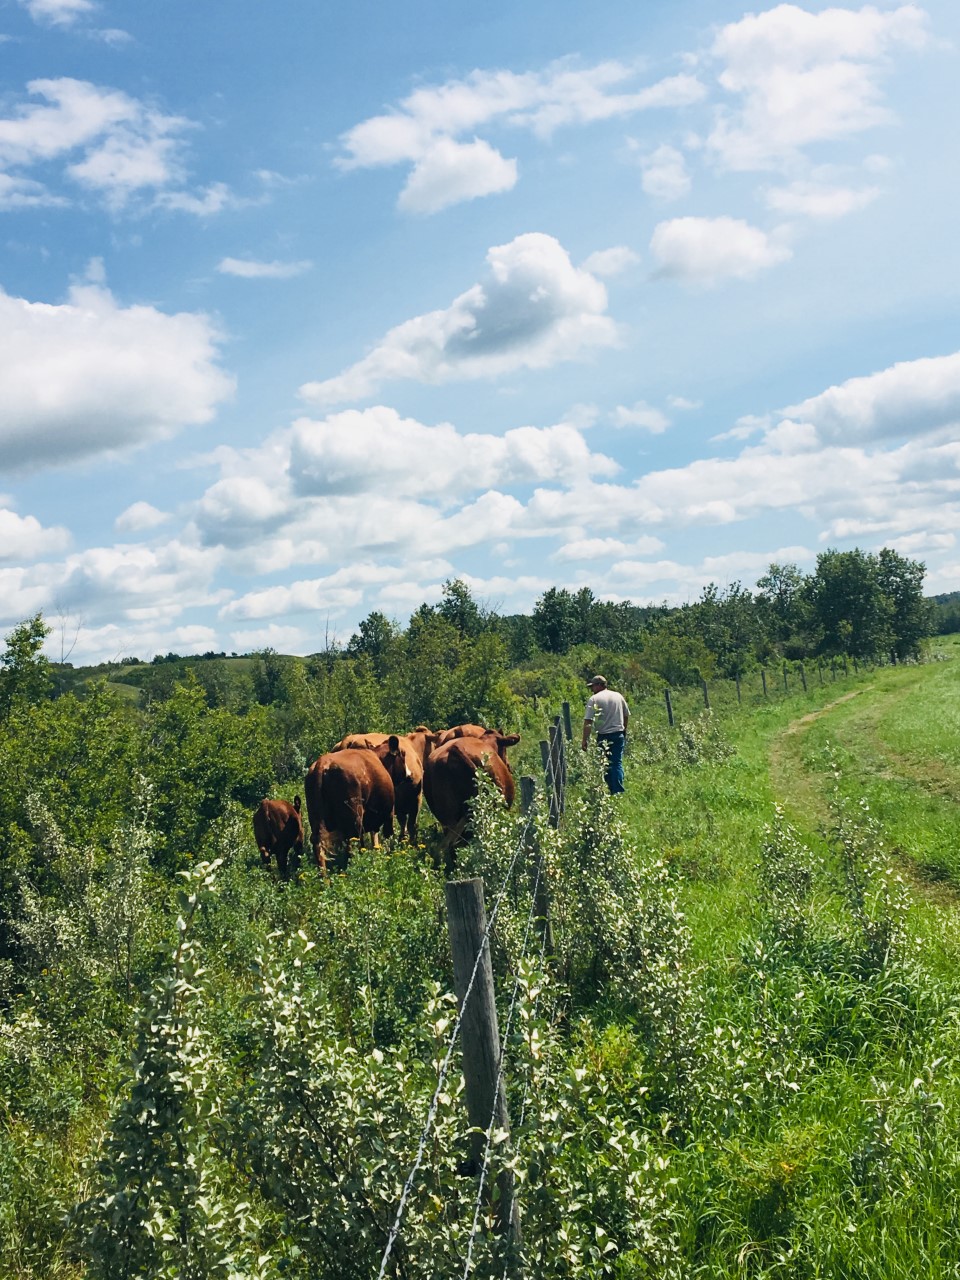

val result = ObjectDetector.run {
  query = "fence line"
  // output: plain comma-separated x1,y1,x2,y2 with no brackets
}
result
376,809,534,1280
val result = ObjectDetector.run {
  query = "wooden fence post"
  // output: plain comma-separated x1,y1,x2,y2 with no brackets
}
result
818,664,824,686
735,671,742,704
761,669,768,697
664,687,674,727
520,776,554,959
540,739,560,829
549,722,565,816
782,663,788,693
843,655,849,676
561,702,572,741
701,678,710,710
799,664,807,692
445,880,521,1245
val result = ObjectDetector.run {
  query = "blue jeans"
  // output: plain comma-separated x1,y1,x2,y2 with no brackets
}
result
597,732,625,794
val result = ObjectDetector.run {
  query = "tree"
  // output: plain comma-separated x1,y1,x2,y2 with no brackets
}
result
436,578,484,639
756,563,807,652
806,548,891,659
347,611,399,681
876,548,930,660
0,614,51,720
533,588,577,654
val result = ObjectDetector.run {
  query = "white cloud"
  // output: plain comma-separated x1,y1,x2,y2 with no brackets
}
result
337,59,705,209
397,137,518,213
650,215,791,285
782,351,960,444
217,256,313,279
299,233,617,405
288,405,618,500
638,143,690,200
554,535,665,561
115,502,170,533
0,77,230,212
581,246,640,277
0,173,67,210
228,623,308,652
668,395,701,410
764,179,880,219
0,280,234,472
612,401,671,432
708,3,929,171
155,183,246,216
18,0,94,26
0,508,70,561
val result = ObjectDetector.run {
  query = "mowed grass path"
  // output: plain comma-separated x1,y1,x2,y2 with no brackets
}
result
767,638,960,893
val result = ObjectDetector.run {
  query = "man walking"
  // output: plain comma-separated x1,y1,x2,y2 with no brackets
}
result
581,675,629,794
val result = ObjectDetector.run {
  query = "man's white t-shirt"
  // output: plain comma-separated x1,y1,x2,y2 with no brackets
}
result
584,688,629,734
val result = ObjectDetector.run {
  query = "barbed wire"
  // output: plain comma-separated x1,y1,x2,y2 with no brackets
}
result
462,830,547,1278
376,805,536,1280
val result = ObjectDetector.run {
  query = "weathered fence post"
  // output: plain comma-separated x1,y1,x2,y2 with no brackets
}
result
761,669,768,697
782,663,789,693
842,655,849,677
664,687,674,727
549,722,565,816
520,776,554,959
831,660,836,682
818,664,824,687
445,879,521,1245
539,739,560,829
799,664,807,692
735,671,742,704
701,678,710,710
561,701,572,741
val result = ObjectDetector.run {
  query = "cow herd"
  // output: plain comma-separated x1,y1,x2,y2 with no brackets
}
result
252,722,521,878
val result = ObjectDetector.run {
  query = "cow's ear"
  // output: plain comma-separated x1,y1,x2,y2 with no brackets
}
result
500,734,521,748
388,734,401,751
294,795,301,812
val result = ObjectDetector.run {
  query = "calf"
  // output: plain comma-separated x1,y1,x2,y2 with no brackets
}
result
252,796,304,881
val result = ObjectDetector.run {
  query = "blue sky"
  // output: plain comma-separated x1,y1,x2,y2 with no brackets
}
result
2,0,959,662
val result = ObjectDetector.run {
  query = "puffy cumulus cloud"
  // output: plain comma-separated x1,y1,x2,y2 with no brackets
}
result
60,621,221,667
0,538,225,628
337,59,705,210
554,535,665,562
0,508,70,561
763,179,880,219
0,280,234,472
289,405,617,500
580,246,640,278
650,216,791,286
668,395,701,410
194,477,290,548
0,77,232,212
708,4,928,171
217,256,313,279
115,502,170,533
18,0,94,25
220,562,428,621
782,351,960,444
300,233,617,405
612,401,670,432
637,143,691,201
398,137,518,214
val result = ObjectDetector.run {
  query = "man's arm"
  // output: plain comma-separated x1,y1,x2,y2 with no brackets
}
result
582,718,592,751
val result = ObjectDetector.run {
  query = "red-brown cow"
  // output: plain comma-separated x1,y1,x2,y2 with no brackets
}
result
252,796,304,881
423,731,521,867
435,723,495,747
304,746,406,872
332,727,437,841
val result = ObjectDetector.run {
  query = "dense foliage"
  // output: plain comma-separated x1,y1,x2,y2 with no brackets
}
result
0,549,956,1279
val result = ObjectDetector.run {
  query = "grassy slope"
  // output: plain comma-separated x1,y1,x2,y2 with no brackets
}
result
611,646,960,1277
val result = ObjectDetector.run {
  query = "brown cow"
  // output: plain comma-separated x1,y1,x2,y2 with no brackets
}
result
252,796,304,881
435,723,496,746
423,731,521,867
304,746,406,872
332,727,438,841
